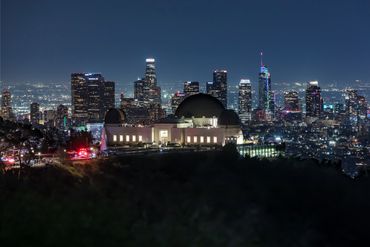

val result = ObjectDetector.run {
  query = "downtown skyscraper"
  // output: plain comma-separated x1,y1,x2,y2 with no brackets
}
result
258,53,274,116
0,88,14,121
284,91,300,112
144,58,161,105
71,73,115,125
133,58,161,106
238,79,252,123
305,81,323,118
207,70,227,108
183,81,200,97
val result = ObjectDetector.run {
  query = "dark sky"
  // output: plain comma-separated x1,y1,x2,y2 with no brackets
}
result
1,0,370,87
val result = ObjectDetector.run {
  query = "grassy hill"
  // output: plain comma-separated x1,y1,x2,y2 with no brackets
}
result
1,149,369,246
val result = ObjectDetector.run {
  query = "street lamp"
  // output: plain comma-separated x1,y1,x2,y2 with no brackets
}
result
37,152,41,164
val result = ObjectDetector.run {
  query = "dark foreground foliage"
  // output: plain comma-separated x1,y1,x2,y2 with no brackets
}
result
1,149,370,247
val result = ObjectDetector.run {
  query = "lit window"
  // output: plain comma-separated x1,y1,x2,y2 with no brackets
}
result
194,136,198,143
126,135,130,142
159,130,168,138
119,135,123,142
187,136,191,143
213,136,217,143
138,135,143,142
207,136,211,143
132,135,136,142
200,136,204,143
113,135,117,142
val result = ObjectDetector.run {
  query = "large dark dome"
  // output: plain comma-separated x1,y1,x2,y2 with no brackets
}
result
218,109,241,126
104,108,126,124
175,93,225,118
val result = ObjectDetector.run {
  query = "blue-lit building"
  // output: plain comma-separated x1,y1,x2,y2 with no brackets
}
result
258,54,274,116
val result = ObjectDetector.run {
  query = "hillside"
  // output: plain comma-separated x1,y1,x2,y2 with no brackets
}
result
1,150,369,247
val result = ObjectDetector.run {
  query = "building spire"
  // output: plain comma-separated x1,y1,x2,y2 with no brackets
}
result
260,51,264,67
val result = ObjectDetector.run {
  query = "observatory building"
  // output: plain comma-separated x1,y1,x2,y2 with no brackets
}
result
102,93,243,148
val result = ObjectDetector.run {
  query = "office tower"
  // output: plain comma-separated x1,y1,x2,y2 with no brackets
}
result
134,79,145,101
144,58,161,105
86,73,105,122
171,92,185,113
71,73,114,125
56,104,69,129
305,81,323,117
30,102,40,125
145,58,157,86
357,95,368,120
184,81,199,97
258,53,274,115
345,89,358,117
1,89,14,121
238,79,252,122
284,91,300,111
103,81,115,111
212,70,228,108
206,81,217,98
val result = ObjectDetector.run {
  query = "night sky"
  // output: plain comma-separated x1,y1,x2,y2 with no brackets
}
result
1,0,370,87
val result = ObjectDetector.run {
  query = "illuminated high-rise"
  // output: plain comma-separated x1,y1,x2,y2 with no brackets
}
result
284,91,300,111
1,89,14,121
171,91,185,113
30,102,40,125
305,81,323,117
103,81,115,110
238,79,252,122
258,53,274,115
212,70,228,108
71,73,115,125
184,81,199,97
144,58,161,105
134,79,145,101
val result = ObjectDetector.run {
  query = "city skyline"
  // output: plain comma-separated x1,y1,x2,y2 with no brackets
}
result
2,0,370,86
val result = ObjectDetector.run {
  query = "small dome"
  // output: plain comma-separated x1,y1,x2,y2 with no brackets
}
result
104,108,126,124
175,93,225,118
218,110,241,126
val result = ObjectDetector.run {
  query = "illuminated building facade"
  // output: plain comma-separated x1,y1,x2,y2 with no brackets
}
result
71,73,115,125
258,53,274,116
238,79,252,123
144,58,161,105
1,89,14,121
284,91,300,111
102,94,243,148
184,81,200,97
30,102,40,125
171,92,185,113
305,81,323,118
237,144,285,158
212,70,228,108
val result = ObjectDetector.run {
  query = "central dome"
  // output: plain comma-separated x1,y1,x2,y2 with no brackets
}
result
175,93,225,118
104,108,126,124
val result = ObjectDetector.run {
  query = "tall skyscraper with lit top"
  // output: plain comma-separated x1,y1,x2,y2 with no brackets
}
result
143,58,161,105
305,81,323,117
258,52,274,115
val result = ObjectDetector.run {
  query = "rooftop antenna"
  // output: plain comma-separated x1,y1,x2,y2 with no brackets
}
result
260,51,264,67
